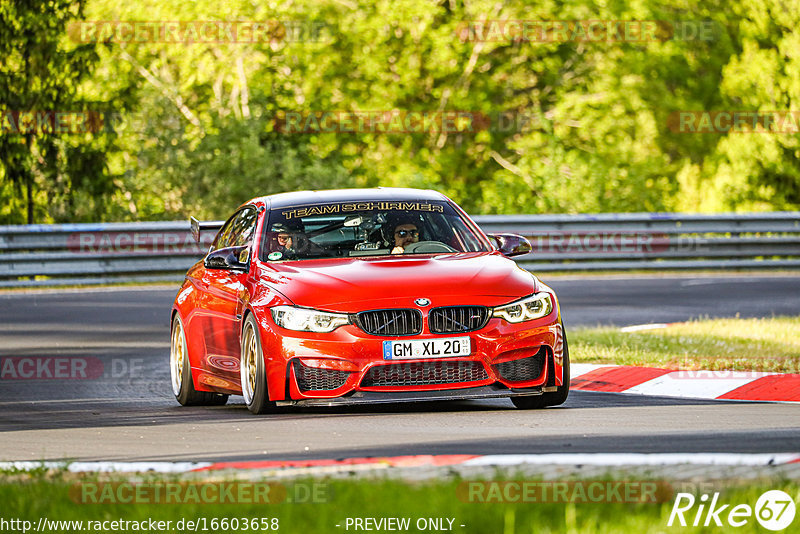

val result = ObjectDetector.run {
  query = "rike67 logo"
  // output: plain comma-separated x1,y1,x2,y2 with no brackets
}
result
668,490,796,530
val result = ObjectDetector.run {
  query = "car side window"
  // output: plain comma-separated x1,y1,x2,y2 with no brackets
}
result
210,217,236,253
231,208,257,247
210,207,257,252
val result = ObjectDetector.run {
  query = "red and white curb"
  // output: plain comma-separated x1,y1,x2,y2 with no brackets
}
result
2,453,800,474
571,364,800,402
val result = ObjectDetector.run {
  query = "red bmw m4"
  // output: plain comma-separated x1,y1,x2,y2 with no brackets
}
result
170,188,569,414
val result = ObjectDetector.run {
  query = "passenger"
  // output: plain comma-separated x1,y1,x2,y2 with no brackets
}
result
276,230,293,252
390,220,420,254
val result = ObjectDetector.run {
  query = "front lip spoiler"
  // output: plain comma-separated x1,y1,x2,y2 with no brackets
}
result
276,385,544,407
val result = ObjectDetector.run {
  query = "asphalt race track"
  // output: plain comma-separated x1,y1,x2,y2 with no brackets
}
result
1,274,799,463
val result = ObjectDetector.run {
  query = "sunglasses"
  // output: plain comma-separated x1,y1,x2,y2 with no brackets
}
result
277,234,291,242
395,229,419,238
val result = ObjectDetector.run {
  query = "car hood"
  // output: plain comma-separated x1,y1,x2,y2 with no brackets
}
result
258,252,537,312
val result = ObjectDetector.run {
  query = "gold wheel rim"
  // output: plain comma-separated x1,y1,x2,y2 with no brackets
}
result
170,318,185,396
241,323,259,404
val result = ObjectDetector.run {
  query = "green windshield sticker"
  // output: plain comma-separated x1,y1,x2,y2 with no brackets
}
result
267,251,283,260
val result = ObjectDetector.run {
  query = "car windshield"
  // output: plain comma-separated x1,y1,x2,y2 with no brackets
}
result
260,200,490,261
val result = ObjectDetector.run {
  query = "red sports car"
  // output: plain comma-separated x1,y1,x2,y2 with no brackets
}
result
170,188,569,414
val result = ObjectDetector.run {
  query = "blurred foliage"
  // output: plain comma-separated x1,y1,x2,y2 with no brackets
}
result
0,0,116,223
1,0,799,222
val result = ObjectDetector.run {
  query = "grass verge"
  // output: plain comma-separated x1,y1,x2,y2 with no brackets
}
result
0,473,797,533
570,316,800,373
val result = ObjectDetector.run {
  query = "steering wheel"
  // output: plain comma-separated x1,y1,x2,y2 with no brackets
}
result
403,241,457,253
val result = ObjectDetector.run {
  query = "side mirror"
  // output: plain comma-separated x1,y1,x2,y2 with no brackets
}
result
487,233,532,258
204,246,250,271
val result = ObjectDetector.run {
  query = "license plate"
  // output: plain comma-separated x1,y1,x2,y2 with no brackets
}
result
382,337,471,360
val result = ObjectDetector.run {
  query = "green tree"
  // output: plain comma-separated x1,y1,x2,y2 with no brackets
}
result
3,0,796,222
0,0,113,223
677,0,800,211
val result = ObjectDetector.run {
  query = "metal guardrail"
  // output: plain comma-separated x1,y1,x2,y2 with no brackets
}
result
0,213,798,287
0,222,208,287
474,212,800,272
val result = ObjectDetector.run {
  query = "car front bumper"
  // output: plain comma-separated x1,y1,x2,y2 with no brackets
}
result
275,384,553,406
257,313,565,402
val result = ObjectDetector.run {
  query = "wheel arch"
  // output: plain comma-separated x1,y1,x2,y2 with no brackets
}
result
241,305,288,401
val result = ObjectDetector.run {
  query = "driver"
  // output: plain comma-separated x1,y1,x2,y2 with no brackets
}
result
391,220,420,254
269,222,302,259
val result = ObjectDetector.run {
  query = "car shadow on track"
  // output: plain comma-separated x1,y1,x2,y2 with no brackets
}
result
0,391,759,432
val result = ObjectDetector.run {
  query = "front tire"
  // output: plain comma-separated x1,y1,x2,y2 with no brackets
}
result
240,314,274,414
512,327,570,409
171,314,228,406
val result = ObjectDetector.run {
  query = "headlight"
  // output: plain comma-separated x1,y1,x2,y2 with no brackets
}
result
271,305,350,332
492,292,554,323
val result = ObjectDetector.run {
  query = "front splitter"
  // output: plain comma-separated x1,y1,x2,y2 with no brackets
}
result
276,385,544,407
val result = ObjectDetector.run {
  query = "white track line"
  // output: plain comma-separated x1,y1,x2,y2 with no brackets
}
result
462,453,800,467
620,323,672,333
3,453,799,474
570,364,612,378
0,461,212,473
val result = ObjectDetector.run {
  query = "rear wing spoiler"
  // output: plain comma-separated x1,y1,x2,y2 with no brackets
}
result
190,216,225,243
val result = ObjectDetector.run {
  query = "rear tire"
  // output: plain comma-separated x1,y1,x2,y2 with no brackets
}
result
171,314,229,406
240,314,274,414
511,326,570,409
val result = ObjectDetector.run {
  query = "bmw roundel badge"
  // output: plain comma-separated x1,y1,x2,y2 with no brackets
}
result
414,298,431,307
